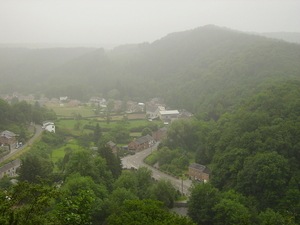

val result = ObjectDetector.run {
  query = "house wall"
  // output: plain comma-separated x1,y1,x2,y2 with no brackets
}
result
45,124,55,133
128,141,149,151
0,159,21,179
189,167,210,181
152,130,166,141
0,136,17,150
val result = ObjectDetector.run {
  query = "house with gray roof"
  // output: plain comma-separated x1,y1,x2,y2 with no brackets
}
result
128,134,155,151
0,130,18,150
0,159,21,179
189,163,211,182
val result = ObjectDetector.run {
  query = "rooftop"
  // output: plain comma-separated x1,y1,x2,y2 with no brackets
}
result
133,134,154,145
189,163,211,174
159,110,179,115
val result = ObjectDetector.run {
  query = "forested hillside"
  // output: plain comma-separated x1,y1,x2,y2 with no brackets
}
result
159,81,300,224
1,25,299,117
0,47,96,94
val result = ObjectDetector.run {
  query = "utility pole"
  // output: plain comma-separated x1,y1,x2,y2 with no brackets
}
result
181,175,184,195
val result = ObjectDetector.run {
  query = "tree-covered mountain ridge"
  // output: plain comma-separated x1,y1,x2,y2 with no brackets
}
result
1,25,300,116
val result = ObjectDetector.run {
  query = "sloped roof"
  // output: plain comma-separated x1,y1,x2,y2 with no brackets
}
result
189,163,211,174
159,127,168,132
0,130,17,138
43,121,54,126
133,134,154,145
159,110,179,115
146,105,157,113
0,159,21,173
107,141,116,147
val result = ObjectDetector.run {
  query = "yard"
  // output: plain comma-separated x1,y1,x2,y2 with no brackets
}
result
46,104,95,117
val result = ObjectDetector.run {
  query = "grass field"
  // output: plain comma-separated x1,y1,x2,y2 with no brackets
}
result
46,104,95,117
51,139,80,163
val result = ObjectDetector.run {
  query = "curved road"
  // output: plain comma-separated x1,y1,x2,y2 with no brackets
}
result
0,125,43,163
121,143,192,195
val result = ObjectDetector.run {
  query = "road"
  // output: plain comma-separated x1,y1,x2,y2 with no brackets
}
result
121,143,192,195
0,124,43,163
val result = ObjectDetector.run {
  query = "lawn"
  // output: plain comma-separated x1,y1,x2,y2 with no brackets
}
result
51,140,80,162
46,104,95,117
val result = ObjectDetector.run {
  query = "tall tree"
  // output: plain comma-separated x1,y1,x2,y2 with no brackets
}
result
188,182,220,225
93,123,102,145
65,149,94,178
98,146,122,180
19,155,53,183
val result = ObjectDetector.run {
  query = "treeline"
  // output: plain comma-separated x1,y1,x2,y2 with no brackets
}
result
160,80,300,224
0,99,56,142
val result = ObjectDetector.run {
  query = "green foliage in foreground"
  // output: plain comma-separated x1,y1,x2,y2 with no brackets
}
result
0,179,61,225
107,199,196,225
188,182,296,225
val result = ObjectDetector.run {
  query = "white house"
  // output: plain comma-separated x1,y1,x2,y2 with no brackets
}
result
147,105,165,119
158,110,180,124
42,121,55,133
60,96,68,101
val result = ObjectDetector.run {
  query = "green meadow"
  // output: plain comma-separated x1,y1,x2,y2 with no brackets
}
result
46,104,95,117
51,139,80,163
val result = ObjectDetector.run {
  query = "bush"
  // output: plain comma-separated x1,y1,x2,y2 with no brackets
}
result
144,153,158,165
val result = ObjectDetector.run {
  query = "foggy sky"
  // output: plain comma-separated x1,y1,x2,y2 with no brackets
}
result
1,0,299,48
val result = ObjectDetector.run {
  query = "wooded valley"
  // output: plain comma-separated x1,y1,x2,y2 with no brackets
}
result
1,25,300,224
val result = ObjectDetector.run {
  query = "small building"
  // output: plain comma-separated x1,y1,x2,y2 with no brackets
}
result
68,100,81,107
50,98,60,104
107,141,117,154
152,127,168,142
89,97,106,106
114,100,123,111
0,130,18,150
158,110,180,124
146,105,165,119
189,163,211,182
42,121,55,133
60,96,68,101
128,134,155,152
150,97,164,105
0,159,21,179
137,103,145,112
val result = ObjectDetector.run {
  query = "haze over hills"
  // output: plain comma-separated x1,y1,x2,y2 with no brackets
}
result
259,32,300,44
1,25,300,117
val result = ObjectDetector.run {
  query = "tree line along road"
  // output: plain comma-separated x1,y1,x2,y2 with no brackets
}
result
121,143,192,196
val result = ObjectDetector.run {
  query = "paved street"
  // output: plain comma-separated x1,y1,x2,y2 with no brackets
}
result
0,124,43,163
121,143,192,195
